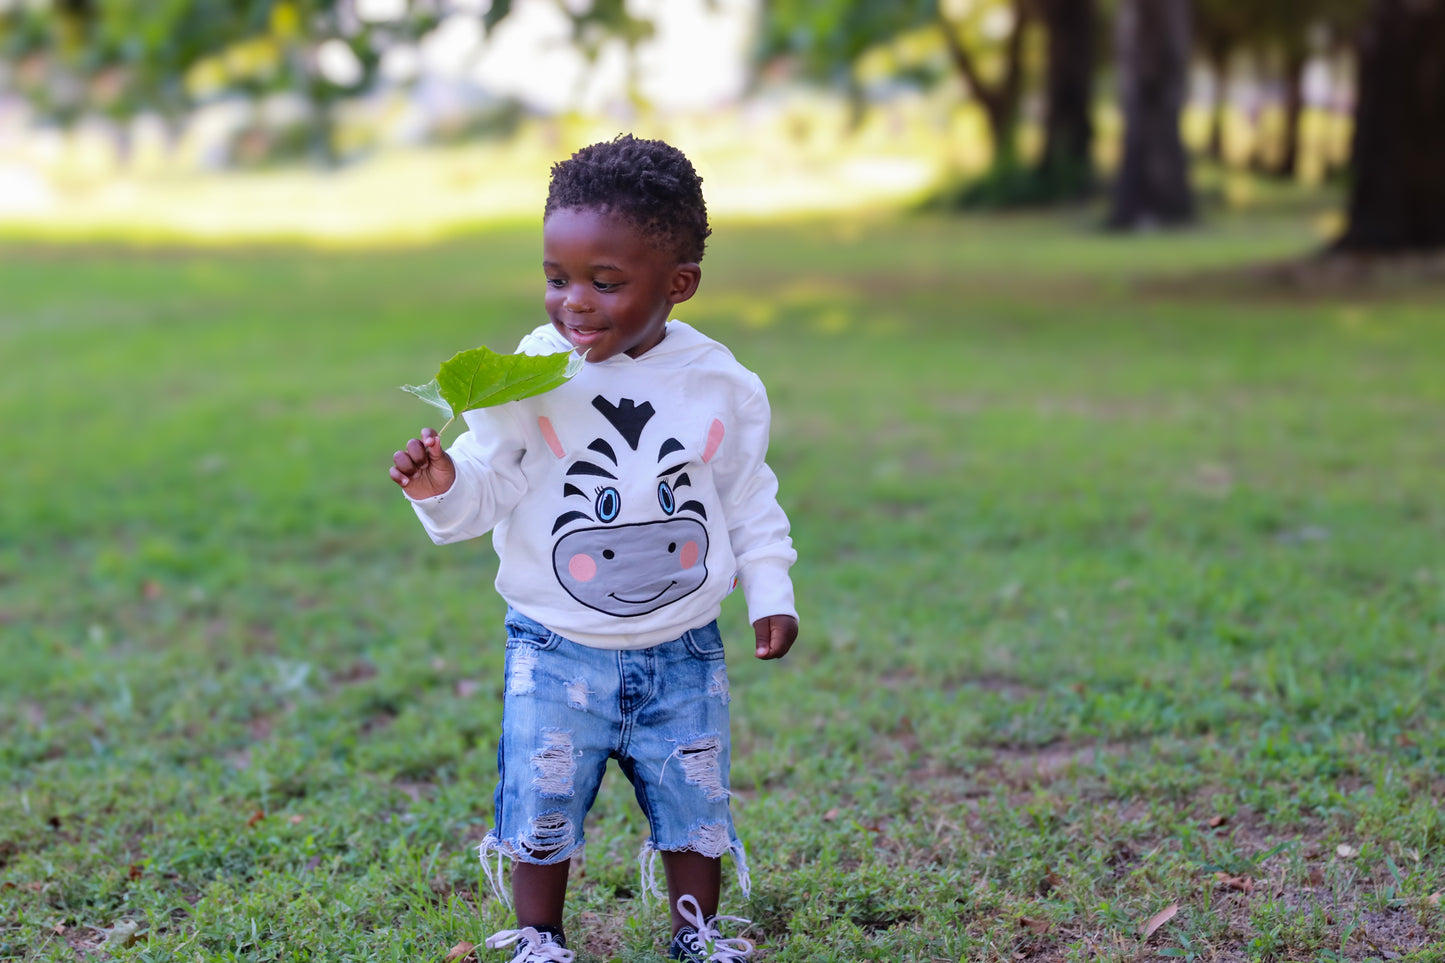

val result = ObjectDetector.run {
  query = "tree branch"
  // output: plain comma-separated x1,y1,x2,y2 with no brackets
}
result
936,8,998,118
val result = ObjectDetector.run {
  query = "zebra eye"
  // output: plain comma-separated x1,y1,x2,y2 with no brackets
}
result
595,487,621,522
658,480,675,515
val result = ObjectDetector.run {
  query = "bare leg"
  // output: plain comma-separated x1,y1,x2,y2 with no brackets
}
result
661,851,722,935
513,859,570,936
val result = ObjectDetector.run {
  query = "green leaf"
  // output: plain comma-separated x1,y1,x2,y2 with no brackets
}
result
400,345,584,433
438,345,584,411
399,378,452,418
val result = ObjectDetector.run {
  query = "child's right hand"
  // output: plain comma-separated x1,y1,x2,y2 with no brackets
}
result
390,427,456,499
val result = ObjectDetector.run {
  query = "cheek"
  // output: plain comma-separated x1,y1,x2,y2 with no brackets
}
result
679,541,700,570
568,554,598,582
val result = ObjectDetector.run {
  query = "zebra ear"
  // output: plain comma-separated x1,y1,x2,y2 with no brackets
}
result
702,419,725,463
539,417,565,458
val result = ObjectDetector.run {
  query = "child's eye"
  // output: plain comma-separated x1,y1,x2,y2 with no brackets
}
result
593,281,619,292
546,277,565,288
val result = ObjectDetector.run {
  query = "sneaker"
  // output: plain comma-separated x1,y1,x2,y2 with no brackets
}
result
483,926,575,963
668,894,754,962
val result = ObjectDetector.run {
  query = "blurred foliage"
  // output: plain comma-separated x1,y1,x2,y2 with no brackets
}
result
0,0,652,162
756,0,1033,125
756,0,935,92
758,0,1042,207
1195,0,1367,62
757,0,1376,208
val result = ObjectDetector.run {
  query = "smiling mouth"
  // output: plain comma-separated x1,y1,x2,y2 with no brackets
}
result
563,325,607,344
608,581,676,604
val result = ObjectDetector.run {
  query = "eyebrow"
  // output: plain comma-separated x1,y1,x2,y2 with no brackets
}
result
567,460,617,480
543,259,625,273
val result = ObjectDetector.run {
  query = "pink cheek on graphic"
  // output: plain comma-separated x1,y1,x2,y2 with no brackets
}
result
568,554,597,582
679,541,700,570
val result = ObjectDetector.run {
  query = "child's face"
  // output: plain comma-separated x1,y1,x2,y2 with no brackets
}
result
543,206,700,363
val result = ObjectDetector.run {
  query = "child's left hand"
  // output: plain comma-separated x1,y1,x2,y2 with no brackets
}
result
752,614,798,661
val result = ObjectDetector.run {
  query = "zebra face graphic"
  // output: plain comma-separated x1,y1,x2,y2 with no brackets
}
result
545,397,717,618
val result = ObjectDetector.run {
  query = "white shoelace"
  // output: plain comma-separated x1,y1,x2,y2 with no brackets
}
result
483,926,576,963
676,894,754,961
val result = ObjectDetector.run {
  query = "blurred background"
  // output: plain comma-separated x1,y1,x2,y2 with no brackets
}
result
0,0,1439,249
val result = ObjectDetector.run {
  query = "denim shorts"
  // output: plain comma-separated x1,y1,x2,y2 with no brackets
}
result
477,608,750,903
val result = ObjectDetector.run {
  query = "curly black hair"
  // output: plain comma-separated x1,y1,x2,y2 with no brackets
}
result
544,134,711,263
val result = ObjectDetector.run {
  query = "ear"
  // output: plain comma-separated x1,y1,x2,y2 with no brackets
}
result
538,417,565,458
667,263,702,305
702,418,725,463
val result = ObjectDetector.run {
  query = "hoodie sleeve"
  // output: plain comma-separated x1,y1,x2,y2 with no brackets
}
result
404,403,530,544
710,376,798,624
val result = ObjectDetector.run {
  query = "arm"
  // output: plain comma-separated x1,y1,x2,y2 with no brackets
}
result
713,379,799,658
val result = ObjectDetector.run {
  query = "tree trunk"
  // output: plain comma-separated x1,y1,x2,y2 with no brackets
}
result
1270,48,1307,179
1205,44,1230,162
1107,0,1195,229
1033,0,1096,198
1335,0,1445,252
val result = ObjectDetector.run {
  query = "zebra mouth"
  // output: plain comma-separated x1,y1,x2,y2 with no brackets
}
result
608,582,677,605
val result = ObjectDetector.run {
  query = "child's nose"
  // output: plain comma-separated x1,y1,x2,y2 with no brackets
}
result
564,288,593,312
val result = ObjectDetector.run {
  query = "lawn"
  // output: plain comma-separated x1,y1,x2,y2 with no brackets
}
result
2,198,1443,962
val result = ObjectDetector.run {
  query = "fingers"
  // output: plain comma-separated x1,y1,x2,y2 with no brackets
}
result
754,615,798,660
390,429,444,489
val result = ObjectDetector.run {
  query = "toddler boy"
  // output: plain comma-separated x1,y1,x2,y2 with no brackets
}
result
390,134,798,962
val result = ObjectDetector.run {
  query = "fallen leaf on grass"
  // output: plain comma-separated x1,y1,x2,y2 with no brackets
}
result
246,810,265,828
1428,892,1442,906
444,941,476,961
1140,902,1178,939
1214,872,1255,893
94,920,142,949
1018,916,1049,934
1337,843,1359,858
823,807,840,821
1207,815,1228,828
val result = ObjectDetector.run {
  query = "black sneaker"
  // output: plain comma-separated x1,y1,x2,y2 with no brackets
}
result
668,895,754,961
483,926,574,962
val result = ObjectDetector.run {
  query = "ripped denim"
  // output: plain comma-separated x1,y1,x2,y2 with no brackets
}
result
478,608,750,906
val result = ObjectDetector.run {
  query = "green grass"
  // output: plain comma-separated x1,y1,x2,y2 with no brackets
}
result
3,197,1444,962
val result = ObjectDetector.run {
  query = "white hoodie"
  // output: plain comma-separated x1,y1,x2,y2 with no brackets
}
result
406,320,797,650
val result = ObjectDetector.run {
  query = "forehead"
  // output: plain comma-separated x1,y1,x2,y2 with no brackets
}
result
543,206,671,263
